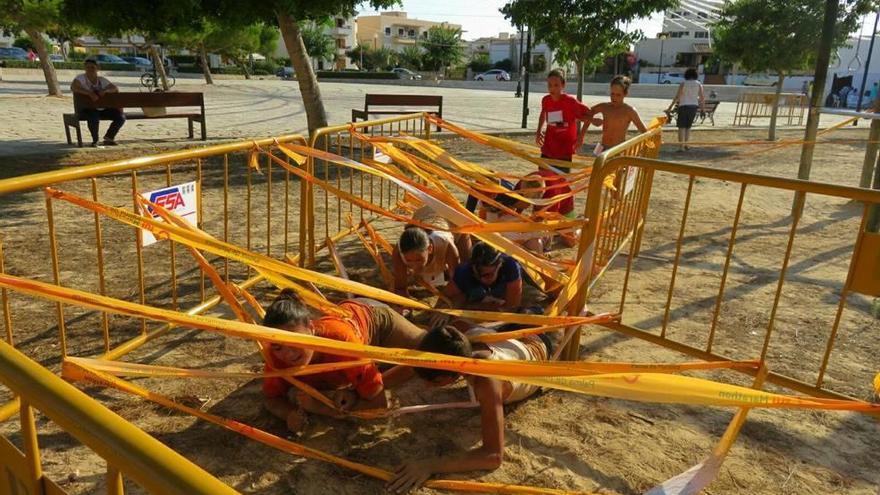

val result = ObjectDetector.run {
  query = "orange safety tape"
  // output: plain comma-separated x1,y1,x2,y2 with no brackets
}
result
63,361,580,495
4,273,879,412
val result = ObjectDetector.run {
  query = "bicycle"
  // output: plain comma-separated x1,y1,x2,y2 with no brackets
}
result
140,68,176,92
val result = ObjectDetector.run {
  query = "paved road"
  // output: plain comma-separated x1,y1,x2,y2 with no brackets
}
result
0,73,852,157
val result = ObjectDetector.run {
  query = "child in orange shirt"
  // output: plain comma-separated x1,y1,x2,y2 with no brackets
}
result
261,290,425,431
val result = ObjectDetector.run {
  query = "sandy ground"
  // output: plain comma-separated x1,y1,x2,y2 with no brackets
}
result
0,126,878,494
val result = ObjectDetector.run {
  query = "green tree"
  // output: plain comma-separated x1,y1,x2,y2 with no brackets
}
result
398,45,423,70
204,0,400,135
12,35,34,50
502,0,677,100
0,0,65,95
300,21,337,69
366,46,396,71
420,25,464,76
713,0,873,140
65,0,203,90
468,52,493,73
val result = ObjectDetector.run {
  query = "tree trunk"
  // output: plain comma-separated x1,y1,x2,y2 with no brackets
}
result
199,44,214,85
768,72,785,141
234,57,252,79
25,28,61,97
277,10,328,135
576,59,584,101
147,45,170,91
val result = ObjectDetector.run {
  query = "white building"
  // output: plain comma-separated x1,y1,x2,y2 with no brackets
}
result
467,32,557,76
274,16,358,70
634,2,723,77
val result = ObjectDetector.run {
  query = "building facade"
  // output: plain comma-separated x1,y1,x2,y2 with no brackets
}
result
274,16,358,70
356,11,461,52
635,2,723,76
467,32,557,76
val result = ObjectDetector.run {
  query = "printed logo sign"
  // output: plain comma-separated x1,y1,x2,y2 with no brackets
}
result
140,181,198,246
373,146,392,164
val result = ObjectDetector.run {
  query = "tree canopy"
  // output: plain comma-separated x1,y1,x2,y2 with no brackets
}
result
420,25,464,73
501,0,677,99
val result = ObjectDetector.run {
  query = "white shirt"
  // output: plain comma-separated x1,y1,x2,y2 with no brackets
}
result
75,73,112,92
679,80,703,106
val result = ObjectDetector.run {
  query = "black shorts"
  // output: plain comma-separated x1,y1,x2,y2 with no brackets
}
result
676,105,698,129
540,153,572,174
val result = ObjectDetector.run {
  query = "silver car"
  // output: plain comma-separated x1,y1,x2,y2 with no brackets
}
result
392,67,422,80
475,69,510,81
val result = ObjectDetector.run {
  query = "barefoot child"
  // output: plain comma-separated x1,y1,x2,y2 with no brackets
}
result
579,75,647,155
386,321,563,493
391,224,460,298
261,290,425,430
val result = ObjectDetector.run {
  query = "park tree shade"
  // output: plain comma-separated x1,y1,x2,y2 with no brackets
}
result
0,0,65,96
64,0,203,91
501,0,677,102
204,0,400,136
713,0,874,141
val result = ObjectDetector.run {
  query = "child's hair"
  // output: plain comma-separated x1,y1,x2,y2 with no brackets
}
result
399,226,431,254
684,68,699,80
610,75,632,93
470,242,501,267
415,325,473,381
547,68,566,82
263,288,311,328
84,58,98,66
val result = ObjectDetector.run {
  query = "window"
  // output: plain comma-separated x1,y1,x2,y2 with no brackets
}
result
698,12,708,19
398,28,404,36
422,31,428,38
671,31,682,38
336,18,345,28
336,39,346,48
695,31,709,39
408,29,415,37
385,27,391,35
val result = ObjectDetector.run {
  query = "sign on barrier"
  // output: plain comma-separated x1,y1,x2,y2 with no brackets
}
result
140,181,198,246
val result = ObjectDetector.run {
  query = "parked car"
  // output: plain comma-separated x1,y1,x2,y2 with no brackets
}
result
659,72,685,84
49,54,65,63
743,73,779,86
93,53,128,65
275,66,294,80
121,56,153,69
0,47,29,61
392,67,422,80
475,69,511,81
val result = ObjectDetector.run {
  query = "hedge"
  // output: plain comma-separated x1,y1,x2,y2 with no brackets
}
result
316,71,399,79
1,60,136,71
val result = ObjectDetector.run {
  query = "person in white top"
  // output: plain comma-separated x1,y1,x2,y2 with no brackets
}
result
70,58,125,147
387,319,563,492
665,67,705,152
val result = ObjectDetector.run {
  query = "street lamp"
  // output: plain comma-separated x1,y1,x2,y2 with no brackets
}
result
657,32,669,84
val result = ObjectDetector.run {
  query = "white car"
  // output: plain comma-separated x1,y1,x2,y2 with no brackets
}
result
743,74,779,86
392,67,422,80
658,72,685,84
475,69,510,81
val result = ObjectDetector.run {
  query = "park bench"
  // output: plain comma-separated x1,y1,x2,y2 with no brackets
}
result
63,92,207,147
663,100,721,126
351,94,442,128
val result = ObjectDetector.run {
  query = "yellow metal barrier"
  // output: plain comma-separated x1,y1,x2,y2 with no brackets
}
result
565,151,880,400
0,136,309,490
733,92,808,127
302,112,431,265
0,338,239,495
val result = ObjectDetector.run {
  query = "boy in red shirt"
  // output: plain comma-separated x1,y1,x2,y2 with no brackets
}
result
535,68,593,173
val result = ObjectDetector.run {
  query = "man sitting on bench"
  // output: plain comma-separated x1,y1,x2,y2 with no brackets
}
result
70,58,125,147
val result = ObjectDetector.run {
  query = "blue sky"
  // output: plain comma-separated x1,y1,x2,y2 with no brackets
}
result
357,0,665,41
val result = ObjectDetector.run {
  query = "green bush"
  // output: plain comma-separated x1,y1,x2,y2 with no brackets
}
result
316,70,399,79
169,55,198,65
494,58,513,72
252,60,278,74
1,60,136,71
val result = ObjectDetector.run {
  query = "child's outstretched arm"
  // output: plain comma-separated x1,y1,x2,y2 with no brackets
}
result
386,376,505,493
630,106,648,133
536,109,546,146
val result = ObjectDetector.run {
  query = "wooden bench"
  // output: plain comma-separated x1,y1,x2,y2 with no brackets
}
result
64,92,206,147
351,94,442,129
699,100,720,126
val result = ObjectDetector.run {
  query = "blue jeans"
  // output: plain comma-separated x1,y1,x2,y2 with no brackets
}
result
78,108,125,143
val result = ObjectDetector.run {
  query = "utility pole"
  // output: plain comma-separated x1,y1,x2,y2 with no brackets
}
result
794,0,839,216
856,12,879,113
515,25,524,98
521,25,531,128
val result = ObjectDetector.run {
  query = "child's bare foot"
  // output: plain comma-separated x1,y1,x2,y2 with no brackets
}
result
285,408,308,435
